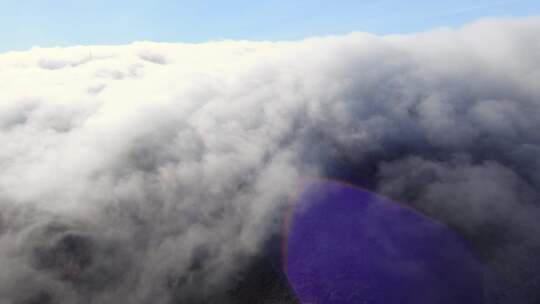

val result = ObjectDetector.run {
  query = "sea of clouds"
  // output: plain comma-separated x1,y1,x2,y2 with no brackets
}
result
0,17,539,303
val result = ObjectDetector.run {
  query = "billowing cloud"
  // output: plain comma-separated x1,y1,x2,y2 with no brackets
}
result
0,17,539,303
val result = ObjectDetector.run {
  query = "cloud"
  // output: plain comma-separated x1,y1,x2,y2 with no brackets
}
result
0,17,539,303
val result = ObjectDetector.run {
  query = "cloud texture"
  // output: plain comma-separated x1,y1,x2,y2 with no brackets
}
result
0,17,539,303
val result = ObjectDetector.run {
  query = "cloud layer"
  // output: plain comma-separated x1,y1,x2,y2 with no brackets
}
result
0,17,539,303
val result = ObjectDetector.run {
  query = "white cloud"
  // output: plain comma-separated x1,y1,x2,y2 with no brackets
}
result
0,17,539,303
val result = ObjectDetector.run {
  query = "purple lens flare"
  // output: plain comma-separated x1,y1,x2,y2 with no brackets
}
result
284,180,484,304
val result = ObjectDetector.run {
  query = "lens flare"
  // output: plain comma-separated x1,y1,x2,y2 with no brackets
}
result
284,180,484,304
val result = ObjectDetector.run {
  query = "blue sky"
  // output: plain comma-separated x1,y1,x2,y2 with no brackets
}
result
1,0,539,53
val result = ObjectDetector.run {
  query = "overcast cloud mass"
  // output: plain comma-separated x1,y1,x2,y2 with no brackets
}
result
0,17,539,303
